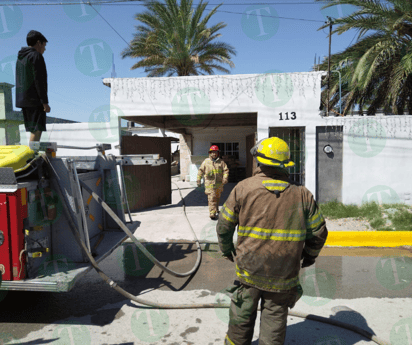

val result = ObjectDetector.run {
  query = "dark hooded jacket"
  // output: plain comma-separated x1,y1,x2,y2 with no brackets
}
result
15,47,48,108
216,165,328,293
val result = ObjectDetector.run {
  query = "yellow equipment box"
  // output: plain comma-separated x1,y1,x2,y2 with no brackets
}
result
0,145,35,173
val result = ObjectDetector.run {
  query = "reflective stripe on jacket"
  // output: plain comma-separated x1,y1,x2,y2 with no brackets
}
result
197,157,229,190
216,166,328,292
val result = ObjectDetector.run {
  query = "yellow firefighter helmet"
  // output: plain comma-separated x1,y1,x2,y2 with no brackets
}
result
250,137,295,168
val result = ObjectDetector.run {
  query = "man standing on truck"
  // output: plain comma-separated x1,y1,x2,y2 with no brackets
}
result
16,30,50,143
197,145,230,220
216,137,328,345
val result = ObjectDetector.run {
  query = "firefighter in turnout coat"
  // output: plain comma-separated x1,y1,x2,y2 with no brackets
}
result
197,145,230,220
216,137,328,345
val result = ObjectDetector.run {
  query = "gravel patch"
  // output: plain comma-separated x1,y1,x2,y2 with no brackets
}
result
325,217,373,231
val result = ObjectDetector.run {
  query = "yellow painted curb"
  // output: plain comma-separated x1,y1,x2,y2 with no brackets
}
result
326,231,412,247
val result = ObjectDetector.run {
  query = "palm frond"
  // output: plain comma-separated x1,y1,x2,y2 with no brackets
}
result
315,0,412,115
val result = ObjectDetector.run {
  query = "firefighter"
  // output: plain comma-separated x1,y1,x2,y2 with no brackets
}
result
197,145,230,220
216,137,328,345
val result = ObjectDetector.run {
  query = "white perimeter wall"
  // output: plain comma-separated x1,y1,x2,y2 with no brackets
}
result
340,115,412,206
19,121,122,157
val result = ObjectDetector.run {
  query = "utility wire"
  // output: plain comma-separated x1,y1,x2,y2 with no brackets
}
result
347,30,358,48
1,0,327,23
217,9,324,22
3,0,330,76
88,2,133,48
1,0,326,23
0,0,141,4
92,2,318,58
94,1,331,3
1,1,332,4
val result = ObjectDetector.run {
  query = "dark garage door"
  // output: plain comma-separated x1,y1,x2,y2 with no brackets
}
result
121,136,172,212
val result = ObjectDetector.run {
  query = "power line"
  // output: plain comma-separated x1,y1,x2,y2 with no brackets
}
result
1,0,331,4
0,0,326,23
216,9,324,22
100,2,328,5
88,2,133,48
85,1,323,65
88,1,331,4
347,31,358,48
1,0,328,60
0,0,142,4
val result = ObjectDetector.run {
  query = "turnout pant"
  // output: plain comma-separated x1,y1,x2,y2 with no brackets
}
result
206,186,223,216
224,283,301,345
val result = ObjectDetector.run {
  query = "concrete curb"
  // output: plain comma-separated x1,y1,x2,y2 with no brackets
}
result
325,231,412,247
124,233,412,249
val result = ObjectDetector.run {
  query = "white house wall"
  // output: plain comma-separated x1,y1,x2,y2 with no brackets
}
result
104,72,325,193
104,73,325,121
189,126,256,166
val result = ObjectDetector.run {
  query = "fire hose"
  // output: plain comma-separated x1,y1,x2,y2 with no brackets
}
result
47,158,390,345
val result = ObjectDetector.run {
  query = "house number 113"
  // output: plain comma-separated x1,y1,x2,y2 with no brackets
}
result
279,112,296,120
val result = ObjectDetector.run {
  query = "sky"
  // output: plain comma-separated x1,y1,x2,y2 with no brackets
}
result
0,0,361,126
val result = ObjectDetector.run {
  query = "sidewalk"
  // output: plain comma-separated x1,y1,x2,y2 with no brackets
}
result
126,176,412,249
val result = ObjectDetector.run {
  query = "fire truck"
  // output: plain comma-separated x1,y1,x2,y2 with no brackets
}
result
0,142,166,292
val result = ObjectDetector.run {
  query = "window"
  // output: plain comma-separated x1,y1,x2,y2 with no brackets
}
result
211,142,239,159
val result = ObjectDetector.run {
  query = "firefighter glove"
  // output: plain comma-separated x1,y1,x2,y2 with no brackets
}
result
222,178,228,185
224,255,234,262
223,249,236,262
301,257,316,268
197,181,201,188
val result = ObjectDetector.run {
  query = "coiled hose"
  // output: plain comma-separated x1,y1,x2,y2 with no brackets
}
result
47,159,390,345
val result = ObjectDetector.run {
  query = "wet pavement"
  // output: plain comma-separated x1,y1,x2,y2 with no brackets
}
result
1,244,412,344
1,178,412,344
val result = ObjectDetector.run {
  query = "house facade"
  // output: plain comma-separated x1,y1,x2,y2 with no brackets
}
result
101,73,412,206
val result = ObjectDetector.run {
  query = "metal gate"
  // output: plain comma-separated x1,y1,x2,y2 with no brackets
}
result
269,127,305,185
121,136,172,212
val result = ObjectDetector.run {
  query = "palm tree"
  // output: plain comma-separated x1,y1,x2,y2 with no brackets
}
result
121,0,236,77
315,0,412,115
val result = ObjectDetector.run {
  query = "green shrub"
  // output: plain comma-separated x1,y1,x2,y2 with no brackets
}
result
318,200,412,231
369,218,386,230
389,209,412,231
359,202,382,222
381,203,409,210
319,200,361,219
